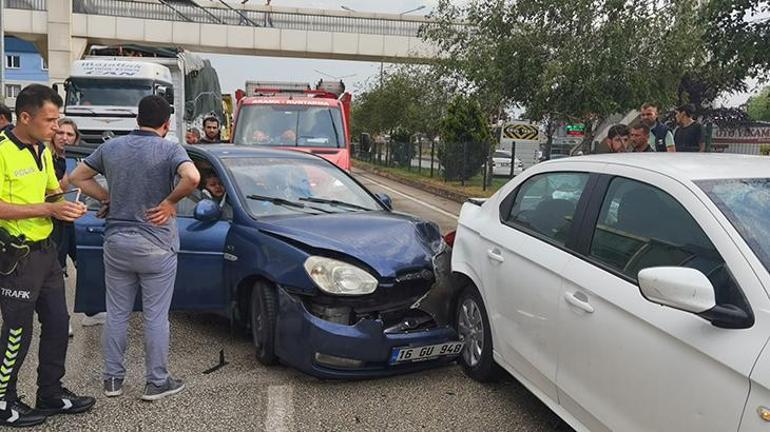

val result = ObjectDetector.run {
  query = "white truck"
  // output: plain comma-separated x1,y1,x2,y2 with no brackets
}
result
60,47,222,145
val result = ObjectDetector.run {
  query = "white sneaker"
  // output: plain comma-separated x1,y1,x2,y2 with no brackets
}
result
68,323,74,337
82,312,107,327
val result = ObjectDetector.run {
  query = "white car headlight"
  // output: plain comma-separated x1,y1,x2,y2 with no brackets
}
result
303,256,378,296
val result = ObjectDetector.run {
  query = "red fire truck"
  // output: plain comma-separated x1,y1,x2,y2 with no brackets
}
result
232,80,352,170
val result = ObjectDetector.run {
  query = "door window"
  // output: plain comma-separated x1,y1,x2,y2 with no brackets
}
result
589,177,748,308
504,172,590,245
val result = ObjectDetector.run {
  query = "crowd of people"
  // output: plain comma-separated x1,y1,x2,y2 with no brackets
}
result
184,115,222,144
597,103,706,154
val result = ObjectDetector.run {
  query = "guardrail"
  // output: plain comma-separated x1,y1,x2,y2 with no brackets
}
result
3,0,46,11
72,0,426,37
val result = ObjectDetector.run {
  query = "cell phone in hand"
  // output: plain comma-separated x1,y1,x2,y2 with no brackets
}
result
45,188,81,203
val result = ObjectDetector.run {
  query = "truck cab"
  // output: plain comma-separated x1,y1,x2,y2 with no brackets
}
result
63,59,176,144
231,80,352,171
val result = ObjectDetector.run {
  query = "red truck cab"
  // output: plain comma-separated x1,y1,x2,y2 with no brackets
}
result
232,81,352,170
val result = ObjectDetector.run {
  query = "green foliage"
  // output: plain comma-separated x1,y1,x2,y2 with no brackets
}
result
747,87,770,122
438,96,492,181
423,0,770,143
351,65,454,139
389,128,414,167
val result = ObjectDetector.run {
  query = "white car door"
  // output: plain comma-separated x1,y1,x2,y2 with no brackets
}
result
480,171,593,402
556,170,770,432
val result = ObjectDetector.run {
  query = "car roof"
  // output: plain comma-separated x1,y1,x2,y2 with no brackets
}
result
544,153,770,181
185,144,325,161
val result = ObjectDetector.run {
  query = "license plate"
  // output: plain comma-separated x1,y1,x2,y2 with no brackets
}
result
501,162,510,167
389,341,463,365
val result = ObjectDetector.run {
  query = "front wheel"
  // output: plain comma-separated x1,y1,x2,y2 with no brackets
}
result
455,286,500,382
250,281,278,366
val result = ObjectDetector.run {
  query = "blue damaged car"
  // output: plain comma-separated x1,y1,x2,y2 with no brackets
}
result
69,144,462,378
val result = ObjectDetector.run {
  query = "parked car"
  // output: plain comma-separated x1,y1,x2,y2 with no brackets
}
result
447,153,770,432
492,150,524,177
69,144,462,378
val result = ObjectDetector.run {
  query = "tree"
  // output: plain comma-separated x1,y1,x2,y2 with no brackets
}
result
747,87,770,121
423,0,770,151
351,64,454,140
438,95,491,181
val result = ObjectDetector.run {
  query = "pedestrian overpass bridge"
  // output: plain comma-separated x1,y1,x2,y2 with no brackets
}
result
3,0,439,84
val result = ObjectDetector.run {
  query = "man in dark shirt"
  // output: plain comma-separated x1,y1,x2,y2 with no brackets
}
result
0,104,13,132
673,104,705,152
629,121,654,152
199,116,221,144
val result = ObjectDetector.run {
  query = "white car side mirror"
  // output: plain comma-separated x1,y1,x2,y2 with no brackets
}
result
638,267,716,314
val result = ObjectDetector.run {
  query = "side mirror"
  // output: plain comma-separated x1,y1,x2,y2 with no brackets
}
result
193,199,222,222
156,84,175,105
374,192,392,210
638,267,716,314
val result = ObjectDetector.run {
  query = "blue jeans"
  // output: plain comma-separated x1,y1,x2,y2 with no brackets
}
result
102,231,177,385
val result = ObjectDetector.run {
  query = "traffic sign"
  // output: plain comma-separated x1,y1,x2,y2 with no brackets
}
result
502,122,539,142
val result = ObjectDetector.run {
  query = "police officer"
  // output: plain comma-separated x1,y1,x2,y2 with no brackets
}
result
0,84,95,427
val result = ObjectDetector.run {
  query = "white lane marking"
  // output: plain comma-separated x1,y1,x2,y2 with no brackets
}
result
356,173,460,220
266,385,294,432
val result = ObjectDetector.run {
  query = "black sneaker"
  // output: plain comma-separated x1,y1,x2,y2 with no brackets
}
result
103,378,123,397
141,377,185,401
35,388,95,416
0,398,47,427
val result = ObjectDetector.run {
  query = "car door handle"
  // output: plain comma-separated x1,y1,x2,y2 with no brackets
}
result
564,291,594,313
486,249,504,263
86,226,105,234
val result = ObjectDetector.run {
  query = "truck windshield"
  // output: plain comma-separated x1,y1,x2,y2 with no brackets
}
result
66,78,154,108
234,104,345,148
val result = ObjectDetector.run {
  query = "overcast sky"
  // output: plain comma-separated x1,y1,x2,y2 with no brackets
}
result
200,0,763,109
199,0,437,97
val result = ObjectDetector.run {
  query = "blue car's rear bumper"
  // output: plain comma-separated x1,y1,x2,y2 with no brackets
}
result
275,288,460,379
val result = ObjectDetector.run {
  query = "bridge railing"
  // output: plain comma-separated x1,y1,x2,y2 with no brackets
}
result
70,0,426,37
2,0,46,10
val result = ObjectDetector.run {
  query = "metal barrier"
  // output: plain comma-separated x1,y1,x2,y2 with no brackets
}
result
3,0,46,10
72,0,425,37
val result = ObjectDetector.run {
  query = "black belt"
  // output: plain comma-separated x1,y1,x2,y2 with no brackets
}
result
25,238,52,251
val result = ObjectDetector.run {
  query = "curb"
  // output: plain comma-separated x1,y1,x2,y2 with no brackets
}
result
353,162,470,203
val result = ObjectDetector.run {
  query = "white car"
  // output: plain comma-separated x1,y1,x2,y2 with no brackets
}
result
448,153,770,432
492,150,524,177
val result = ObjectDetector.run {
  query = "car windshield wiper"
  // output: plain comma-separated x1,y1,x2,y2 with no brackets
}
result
246,194,332,214
299,197,373,211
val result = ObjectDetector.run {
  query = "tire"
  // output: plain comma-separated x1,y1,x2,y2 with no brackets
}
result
250,281,278,366
455,285,501,382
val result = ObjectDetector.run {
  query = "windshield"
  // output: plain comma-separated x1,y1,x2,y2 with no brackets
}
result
224,157,381,217
698,178,770,273
66,78,154,108
234,104,345,148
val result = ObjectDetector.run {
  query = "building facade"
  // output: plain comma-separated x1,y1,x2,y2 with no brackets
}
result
3,36,49,108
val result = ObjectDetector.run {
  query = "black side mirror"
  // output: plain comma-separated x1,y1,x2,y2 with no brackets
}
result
374,193,392,210
193,199,222,222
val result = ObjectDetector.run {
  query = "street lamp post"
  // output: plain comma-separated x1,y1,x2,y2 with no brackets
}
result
399,5,426,15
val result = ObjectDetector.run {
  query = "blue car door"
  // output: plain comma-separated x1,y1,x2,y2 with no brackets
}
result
173,198,230,310
74,194,231,313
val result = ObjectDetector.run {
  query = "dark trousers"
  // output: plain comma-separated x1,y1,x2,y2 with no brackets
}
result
51,220,76,270
0,243,68,401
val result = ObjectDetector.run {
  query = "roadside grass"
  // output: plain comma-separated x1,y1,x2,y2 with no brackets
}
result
353,159,510,199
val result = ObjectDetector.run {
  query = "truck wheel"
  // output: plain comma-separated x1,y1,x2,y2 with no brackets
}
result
250,281,278,366
455,285,501,382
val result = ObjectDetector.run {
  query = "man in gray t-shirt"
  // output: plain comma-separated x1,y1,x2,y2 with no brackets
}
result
70,96,199,402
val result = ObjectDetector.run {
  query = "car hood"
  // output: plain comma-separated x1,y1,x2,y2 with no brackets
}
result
256,211,443,278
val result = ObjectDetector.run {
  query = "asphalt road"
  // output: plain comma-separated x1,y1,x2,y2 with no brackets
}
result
8,170,571,432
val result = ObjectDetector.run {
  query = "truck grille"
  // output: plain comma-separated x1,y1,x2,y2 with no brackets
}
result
79,129,132,145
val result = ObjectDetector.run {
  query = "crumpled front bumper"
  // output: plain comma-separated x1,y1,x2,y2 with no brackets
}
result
274,248,462,379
